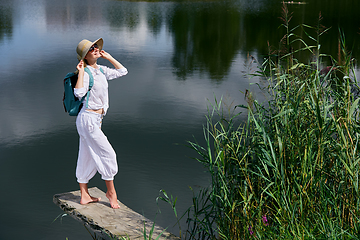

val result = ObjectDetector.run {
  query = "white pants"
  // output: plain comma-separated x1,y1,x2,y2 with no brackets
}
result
75,108,118,183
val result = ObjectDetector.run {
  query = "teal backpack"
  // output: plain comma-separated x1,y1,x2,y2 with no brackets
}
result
63,67,103,116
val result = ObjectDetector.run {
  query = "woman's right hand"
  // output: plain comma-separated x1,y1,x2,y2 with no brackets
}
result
75,60,85,89
77,60,85,72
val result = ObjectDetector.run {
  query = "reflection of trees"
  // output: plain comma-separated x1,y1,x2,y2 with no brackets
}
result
146,4,163,37
102,0,360,80
243,1,360,65
45,0,104,30
0,3,13,42
309,0,360,61
168,3,241,81
106,2,165,35
107,3,140,31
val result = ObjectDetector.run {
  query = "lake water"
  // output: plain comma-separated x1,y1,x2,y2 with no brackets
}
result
0,0,359,239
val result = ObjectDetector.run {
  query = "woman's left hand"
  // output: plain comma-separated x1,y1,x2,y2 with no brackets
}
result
100,50,112,60
100,50,125,70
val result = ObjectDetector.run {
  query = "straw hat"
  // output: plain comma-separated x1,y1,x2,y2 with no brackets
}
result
76,38,103,61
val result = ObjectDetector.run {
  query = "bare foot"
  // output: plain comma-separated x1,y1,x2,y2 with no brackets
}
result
106,191,120,209
80,194,101,205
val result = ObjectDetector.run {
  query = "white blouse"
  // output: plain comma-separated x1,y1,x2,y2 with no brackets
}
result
74,65,128,115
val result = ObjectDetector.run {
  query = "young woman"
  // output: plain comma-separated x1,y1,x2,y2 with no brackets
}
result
74,38,128,209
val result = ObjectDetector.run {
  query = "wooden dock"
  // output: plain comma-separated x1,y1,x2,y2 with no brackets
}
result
53,187,179,240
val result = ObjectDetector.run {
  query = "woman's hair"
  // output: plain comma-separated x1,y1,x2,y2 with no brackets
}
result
83,58,89,67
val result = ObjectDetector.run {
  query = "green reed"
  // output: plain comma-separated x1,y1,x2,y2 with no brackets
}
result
186,3,360,239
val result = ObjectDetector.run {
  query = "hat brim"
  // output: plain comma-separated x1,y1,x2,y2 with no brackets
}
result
78,38,104,61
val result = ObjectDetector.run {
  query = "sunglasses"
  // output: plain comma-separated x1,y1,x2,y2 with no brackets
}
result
89,44,99,52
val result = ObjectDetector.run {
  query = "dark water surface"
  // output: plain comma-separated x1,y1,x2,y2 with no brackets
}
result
1,0,360,239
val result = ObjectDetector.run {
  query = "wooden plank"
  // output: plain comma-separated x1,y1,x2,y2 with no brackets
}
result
53,187,179,240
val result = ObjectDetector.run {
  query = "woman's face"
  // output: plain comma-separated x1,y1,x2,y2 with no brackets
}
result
84,44,101,61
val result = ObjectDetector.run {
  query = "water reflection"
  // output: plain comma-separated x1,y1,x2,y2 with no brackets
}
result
106,2,142,30
0,1,13,42
17,0,360,81
168,2,242,80
44,0,107,29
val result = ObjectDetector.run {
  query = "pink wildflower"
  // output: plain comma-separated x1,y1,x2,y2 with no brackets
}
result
262,215,269,226
248,225,254,235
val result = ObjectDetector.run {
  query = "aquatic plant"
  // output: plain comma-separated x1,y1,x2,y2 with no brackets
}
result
185,2,360,239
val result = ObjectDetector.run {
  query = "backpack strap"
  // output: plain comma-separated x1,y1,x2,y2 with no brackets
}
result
84,67,94,108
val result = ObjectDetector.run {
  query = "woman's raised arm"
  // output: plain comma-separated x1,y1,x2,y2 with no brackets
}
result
100,50,125,70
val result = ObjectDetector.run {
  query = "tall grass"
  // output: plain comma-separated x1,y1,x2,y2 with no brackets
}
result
186,3,360,239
